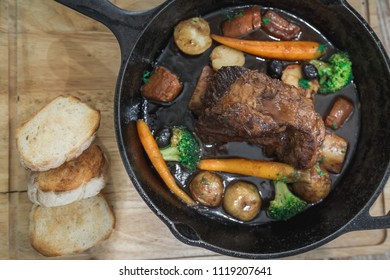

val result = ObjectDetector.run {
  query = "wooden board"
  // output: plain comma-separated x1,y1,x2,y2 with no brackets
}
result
0,194,9,259
376,1,390,54
1,0,390,260
0,0,9,193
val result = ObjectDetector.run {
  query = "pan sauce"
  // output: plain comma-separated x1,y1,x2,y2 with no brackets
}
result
141,5,360,225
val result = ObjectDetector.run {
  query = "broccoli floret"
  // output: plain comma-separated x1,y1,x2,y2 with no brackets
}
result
268,181,307,221
159,126,200,171
310,52,353,94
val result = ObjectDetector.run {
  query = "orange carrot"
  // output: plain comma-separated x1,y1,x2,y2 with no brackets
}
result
136,120,195,205
197,158,311,183
210,34,324,60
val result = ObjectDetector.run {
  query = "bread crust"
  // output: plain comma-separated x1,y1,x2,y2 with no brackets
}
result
34,144,105,192
29,194,115,257
16,95,100,171
28,144,109,207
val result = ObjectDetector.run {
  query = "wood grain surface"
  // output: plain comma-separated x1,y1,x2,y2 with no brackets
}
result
1,0,390,260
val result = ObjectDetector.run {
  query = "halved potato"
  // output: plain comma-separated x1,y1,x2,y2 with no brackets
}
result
189,171,224,207
281,64,319,101
174,17,212,55
210,45,245,71
223,180,261,222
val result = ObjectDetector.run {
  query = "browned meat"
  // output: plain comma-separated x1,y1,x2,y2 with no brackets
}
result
222,6,262,38
325,96,353,130
194,66,325,170
188,65,214,115
141,66,183,102
262,10,301,40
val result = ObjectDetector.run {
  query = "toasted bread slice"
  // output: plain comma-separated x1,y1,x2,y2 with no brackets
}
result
29,194,115,257
28,144,108,207
16,95,100,171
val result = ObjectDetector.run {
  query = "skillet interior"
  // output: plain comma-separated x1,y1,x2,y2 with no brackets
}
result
117,0,390,257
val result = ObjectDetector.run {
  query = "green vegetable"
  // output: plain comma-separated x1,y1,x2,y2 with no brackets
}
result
268,181,307,221
310,52,353,94
317,44,326,53
227,10,244,21
298,78,310,89
142,70,151,84
314,163,325,177
159,126,201,171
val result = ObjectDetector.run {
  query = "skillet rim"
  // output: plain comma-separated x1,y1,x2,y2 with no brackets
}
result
112,0,390,258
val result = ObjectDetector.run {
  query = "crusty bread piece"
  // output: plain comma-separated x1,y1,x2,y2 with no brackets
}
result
16,95,100,172
29,194,115,257
28,144,108,207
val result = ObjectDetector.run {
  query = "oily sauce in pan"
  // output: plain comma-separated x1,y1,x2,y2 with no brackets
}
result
140,5,360,225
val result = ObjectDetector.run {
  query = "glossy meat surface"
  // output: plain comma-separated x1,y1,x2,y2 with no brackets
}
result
194,66,325,169
222,6,262,38
262,10,301,40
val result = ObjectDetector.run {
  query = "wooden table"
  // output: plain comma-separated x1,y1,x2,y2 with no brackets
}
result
1,0,389,260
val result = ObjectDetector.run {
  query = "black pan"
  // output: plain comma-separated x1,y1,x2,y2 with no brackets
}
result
55,0,390,258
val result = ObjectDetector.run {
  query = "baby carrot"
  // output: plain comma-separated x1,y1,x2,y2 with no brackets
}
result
136,119,195,206
211,34,324,60
197,158,311,183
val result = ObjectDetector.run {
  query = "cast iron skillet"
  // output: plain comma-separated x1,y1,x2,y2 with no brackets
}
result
55,0,390,258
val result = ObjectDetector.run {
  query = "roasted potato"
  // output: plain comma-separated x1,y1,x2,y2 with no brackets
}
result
320,131,349,174
210,45,245,71
292,164,331,203
189,171,224,207
174,17,212,55
282,64,318,90
281,64,319,101
223,181,261,221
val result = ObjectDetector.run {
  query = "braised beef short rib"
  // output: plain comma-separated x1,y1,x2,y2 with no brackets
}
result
193,66,325,169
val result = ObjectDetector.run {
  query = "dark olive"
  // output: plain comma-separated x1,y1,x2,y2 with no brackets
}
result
189,171,224,207
267,60,284,79
302,64,319,80
223,181,261,221
155,127,172,148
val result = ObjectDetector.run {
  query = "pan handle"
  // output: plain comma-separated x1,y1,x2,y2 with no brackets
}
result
345,202,390,232
54,0,168,62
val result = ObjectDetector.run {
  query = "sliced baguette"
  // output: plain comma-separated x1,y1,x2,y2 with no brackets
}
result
29,194,115,257
28,144,108,207
16,95,100,171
